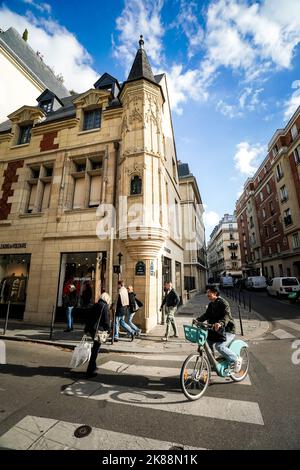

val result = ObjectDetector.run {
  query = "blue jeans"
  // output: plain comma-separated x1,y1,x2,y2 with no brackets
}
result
66,306,74,329
114,314,134,338
126,312,141,334
210,333,238,364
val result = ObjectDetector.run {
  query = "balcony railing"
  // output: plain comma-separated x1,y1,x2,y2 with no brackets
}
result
228,243,238,250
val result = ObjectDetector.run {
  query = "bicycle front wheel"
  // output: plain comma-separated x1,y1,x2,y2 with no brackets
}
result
180,353,211,401
229,346,250,382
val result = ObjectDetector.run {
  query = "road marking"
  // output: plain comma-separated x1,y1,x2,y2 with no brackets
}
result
63,381,264,426
0,341,6,364
277,320,300,334
101,360,252,385
271,329,295,340
0,415,202,450
133,354,188,362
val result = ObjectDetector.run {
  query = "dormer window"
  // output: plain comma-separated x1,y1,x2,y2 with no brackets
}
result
18,124,32,145
40,100,53,114
83,109,101,131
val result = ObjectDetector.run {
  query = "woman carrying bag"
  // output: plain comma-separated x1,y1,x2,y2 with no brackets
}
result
84,292,111,379
127,285,143,337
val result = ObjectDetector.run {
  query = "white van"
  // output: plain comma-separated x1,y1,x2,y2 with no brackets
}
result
245,276,267,290
220,276,234,288
267,277,300,297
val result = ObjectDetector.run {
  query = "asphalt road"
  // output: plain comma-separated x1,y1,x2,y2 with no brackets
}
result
0,322,299,450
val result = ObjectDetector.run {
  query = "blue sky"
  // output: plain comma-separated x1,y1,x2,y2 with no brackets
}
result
1,0,300,238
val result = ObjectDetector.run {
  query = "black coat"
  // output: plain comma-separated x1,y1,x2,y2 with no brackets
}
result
197,297,236,333
84,299,110,339
128,292,143,313
161,289,180,308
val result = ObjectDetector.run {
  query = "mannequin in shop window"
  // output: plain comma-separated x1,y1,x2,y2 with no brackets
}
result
63,284,78,332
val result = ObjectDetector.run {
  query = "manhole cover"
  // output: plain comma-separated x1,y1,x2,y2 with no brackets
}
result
169,445,184,450
74,425,92,438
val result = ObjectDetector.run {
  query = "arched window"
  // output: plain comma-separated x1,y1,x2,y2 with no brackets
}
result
130,175,142,195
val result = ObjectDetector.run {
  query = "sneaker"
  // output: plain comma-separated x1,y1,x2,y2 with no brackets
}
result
161,336,168,341
171,334,179,338
234,356,242,373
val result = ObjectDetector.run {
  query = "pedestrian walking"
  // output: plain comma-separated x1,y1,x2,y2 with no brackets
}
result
114,280,135,342
160,282,169,325
63,284,77,332
84,292,111,379
127,285,142,337
160,282,180,341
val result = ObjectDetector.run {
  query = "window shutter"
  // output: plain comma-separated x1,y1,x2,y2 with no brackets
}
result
89,175,101,206
73,178,85,209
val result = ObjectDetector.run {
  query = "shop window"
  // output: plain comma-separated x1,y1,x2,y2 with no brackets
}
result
130,175,142,195
0,254,31,319
57,252,107,315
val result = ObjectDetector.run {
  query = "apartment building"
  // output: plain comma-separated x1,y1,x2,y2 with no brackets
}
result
236,107,300,279
207,214,242,280
0,37,185,330
178,162,207,296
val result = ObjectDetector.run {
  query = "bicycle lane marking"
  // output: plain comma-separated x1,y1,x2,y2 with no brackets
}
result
270,329,295,340
63,381,264,426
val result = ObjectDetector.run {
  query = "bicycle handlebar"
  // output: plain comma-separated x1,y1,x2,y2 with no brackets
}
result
192,320,213,329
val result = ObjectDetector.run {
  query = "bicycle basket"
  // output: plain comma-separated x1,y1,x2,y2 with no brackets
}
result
183,325,208,345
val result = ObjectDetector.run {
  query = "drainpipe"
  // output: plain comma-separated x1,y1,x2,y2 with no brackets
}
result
108,141,120,299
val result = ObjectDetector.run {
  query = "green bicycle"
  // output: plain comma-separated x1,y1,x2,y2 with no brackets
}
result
180,321,250,401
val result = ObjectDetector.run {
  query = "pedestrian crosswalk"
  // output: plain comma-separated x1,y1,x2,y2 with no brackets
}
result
270,319,300,340
62,353,263,427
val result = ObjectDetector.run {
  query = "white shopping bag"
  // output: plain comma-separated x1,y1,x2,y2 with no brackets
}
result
70,335,92,369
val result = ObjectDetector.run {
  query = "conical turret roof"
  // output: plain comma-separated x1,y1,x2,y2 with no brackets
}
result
127,35,156,83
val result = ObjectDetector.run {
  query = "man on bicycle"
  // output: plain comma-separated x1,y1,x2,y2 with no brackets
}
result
195,286,242,373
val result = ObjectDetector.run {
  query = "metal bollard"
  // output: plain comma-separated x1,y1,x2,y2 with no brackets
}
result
49,305,55,340
243,294,246,309
3,301,10,335
249,296,252,313
238,291,241,305
238,305,244,336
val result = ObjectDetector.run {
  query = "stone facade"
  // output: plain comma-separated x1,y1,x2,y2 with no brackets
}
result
236,107,300,279
0,42,185,330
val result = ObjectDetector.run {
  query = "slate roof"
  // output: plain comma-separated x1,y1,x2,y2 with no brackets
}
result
0,27,70,99
178,162,192,178
127,41,156,84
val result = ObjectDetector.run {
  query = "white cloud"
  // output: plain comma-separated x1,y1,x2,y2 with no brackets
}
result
0,6,98,92
175,1,204,59
201,0,300,86
203,207,220,237
234,141,266,176
216,100,242,119
284,80,300,121
112,0,165,74
21,0,51,14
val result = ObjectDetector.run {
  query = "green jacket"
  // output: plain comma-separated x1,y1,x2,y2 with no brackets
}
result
197,296,236,333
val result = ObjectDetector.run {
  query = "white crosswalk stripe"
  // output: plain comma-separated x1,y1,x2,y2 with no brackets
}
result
277,320,300,334
271,329,295,340
0,415,202,450
63,381,264,425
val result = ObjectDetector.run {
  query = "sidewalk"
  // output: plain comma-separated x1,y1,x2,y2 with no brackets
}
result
0,293,269,354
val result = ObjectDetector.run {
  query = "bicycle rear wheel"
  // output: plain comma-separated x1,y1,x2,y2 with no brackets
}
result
229,347,250,382
180,353,210,401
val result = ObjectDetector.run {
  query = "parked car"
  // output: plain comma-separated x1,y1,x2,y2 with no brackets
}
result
245,276,267,290
220,276,234,288
267,277,300,298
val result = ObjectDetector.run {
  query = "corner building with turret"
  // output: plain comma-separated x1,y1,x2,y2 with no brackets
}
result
0,37,186,331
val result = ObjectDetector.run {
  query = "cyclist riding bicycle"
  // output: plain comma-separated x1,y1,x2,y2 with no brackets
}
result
195,286,242,373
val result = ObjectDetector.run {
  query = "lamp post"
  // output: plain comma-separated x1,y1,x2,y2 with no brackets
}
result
117,252,123,281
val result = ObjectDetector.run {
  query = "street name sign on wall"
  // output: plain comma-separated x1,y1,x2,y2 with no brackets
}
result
135,261,146,276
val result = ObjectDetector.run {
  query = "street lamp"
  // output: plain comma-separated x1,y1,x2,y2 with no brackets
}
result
117,252,123,281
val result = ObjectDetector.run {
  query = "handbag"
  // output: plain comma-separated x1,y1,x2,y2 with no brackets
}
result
70,335,92,368
93,304,109,343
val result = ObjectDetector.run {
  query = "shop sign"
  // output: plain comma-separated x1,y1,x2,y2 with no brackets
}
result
113,265,121,274
0,243,27,249
164,247,171,254
150,260,155,276
135,261,146,276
